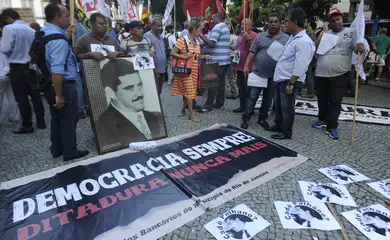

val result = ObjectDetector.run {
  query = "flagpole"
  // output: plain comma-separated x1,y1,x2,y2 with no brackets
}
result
174,0,176,33
70,0,75,46
351,52,361,144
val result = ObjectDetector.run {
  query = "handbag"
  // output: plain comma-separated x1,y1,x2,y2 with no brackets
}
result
172,38,192,77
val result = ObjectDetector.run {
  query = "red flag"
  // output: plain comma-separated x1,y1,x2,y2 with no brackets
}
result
183,0,213,18
216,0,224,15
238,0,250,23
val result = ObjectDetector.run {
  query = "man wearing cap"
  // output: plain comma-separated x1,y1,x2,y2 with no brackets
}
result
313,8,367,140
120,20,154,56
74,12,121,60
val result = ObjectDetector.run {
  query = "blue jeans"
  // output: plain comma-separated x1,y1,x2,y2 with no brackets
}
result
274,81,303,137
75,72,86,110
44,82,78,157
243,78,274,121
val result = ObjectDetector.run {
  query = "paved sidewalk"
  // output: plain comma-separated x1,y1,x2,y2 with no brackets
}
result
0,84,389,240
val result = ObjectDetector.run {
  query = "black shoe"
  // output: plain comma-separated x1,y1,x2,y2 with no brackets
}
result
37,122,47,129
257,120,270,129
240,120,249,129
233,107,244,113
78,110,86,119
226,96,238,100
53,153,62,158
12,127,34,134
271,133,291,140
63,150,89,161
198,107,214,113
264,125,281,132
213,104,224,110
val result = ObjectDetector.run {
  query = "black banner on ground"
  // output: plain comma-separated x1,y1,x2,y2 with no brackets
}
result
0,125,308,240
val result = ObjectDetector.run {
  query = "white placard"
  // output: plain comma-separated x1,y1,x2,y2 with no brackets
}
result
266,40,285,61
247,72,268,88
318,164,370,185
299,181,357,207
274,201,341,230
132,54,155,70
232,50,240,64
316,33,340,55
90,44,116,56
367,179,390,200
342,204,390,240
128,140,158,151
204,204,270,240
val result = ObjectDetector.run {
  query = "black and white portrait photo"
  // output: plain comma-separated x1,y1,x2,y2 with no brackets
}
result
299,181,357,207
342,204,390,240
133,54,155,70
274,201,340,231
80,57,167,154
204,204,270,240
318,164,370,184
368,179,390,200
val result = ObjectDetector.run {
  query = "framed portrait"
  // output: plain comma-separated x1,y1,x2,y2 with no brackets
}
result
80,57,167,154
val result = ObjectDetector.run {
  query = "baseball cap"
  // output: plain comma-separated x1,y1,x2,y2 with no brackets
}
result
128,20,144,29
327,8,341,19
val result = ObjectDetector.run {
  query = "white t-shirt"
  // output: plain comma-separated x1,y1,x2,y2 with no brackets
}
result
166,33,176,50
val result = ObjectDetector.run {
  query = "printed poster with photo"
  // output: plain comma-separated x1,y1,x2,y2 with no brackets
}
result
367,179,390,200
318,164,370,185
204,204,270,240
274,201,341,231
342,204,390,240
133,54,155,70
299,181,357,207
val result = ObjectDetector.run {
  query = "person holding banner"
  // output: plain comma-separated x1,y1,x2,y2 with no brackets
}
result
119,20,154,57
313,8,367,140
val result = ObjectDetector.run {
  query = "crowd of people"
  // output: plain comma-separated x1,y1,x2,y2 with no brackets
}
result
1,1,387,161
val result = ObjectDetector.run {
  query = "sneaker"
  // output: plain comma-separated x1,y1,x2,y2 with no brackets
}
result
325,128,339,140
312,120,326,129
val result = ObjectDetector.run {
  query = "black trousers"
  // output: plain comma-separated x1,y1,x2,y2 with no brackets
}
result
156,73,166,94
315,72,349,129
236,70,248,108
9,63,44,128
204,65,229,109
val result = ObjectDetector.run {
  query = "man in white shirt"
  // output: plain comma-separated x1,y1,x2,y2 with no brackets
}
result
266,7,315,140
95,59,165,149
165,24,176,85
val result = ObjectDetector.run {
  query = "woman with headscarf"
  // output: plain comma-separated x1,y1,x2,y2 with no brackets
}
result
171,18,211,122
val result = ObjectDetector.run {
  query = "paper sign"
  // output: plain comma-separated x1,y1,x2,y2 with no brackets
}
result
204,204,270,240
299,181,357,207
266,40,284,61
274,201,341,230
247,72,268,88
90,44,116,57
367,179,390,200
316,33,339,55
133,54,155,70
318,164,370,184
342,204,390,240
232,50,240,64
128,141,158,151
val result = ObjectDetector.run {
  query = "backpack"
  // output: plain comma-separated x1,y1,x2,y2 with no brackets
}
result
29,31,70,91
163,34,172,58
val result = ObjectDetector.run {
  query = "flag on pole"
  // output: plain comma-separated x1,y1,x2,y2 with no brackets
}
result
238,0,250,23
162,0,175,27
216,0,224,15
141,0,150,24
350,0,369,80
187,10,191,22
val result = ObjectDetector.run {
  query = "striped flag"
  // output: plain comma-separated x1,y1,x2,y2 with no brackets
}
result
141,0,150,24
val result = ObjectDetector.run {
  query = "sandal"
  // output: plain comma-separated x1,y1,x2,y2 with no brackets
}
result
189,116,201,122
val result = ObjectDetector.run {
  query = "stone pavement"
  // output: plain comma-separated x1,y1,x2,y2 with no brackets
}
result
0,84,390,240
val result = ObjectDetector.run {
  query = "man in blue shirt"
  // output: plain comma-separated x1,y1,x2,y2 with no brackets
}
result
0,8,45,134
42,3,89,161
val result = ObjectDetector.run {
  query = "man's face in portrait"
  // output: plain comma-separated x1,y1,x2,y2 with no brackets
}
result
115,72,144,112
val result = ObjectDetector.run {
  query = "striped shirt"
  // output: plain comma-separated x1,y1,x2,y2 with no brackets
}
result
208,22,230,66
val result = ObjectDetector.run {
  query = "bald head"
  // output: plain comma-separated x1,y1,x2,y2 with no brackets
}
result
212,13,224,25
241,18,252,33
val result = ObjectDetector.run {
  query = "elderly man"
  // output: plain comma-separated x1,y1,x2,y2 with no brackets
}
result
144,17,166,94
199,13,230,113
266,7,315,140
313,8,367,140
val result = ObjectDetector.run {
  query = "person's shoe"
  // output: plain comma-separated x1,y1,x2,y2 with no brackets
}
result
240,120,249,129
213,104,225,110
12,127,34,134
198,108,214,113
312,120,326,129
271,133,291,140
233,107,244,113
63,150,90,161
53,153,62,158
301,93,315,99
325,128,339,140
264,125,281,132
226,95,238,99
37,122,47,129
78,110,86,119
257,120,270,129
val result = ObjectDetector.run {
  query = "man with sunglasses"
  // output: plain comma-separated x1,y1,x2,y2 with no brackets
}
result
74,12,120,61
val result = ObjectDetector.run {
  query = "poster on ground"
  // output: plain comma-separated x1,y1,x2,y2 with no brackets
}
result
204,204,270,240
342,204,390,240
0,124,308,240
367,179,390,200
298,181,357,207
255,98,390,125
318,164,370,184
274,201,341,231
